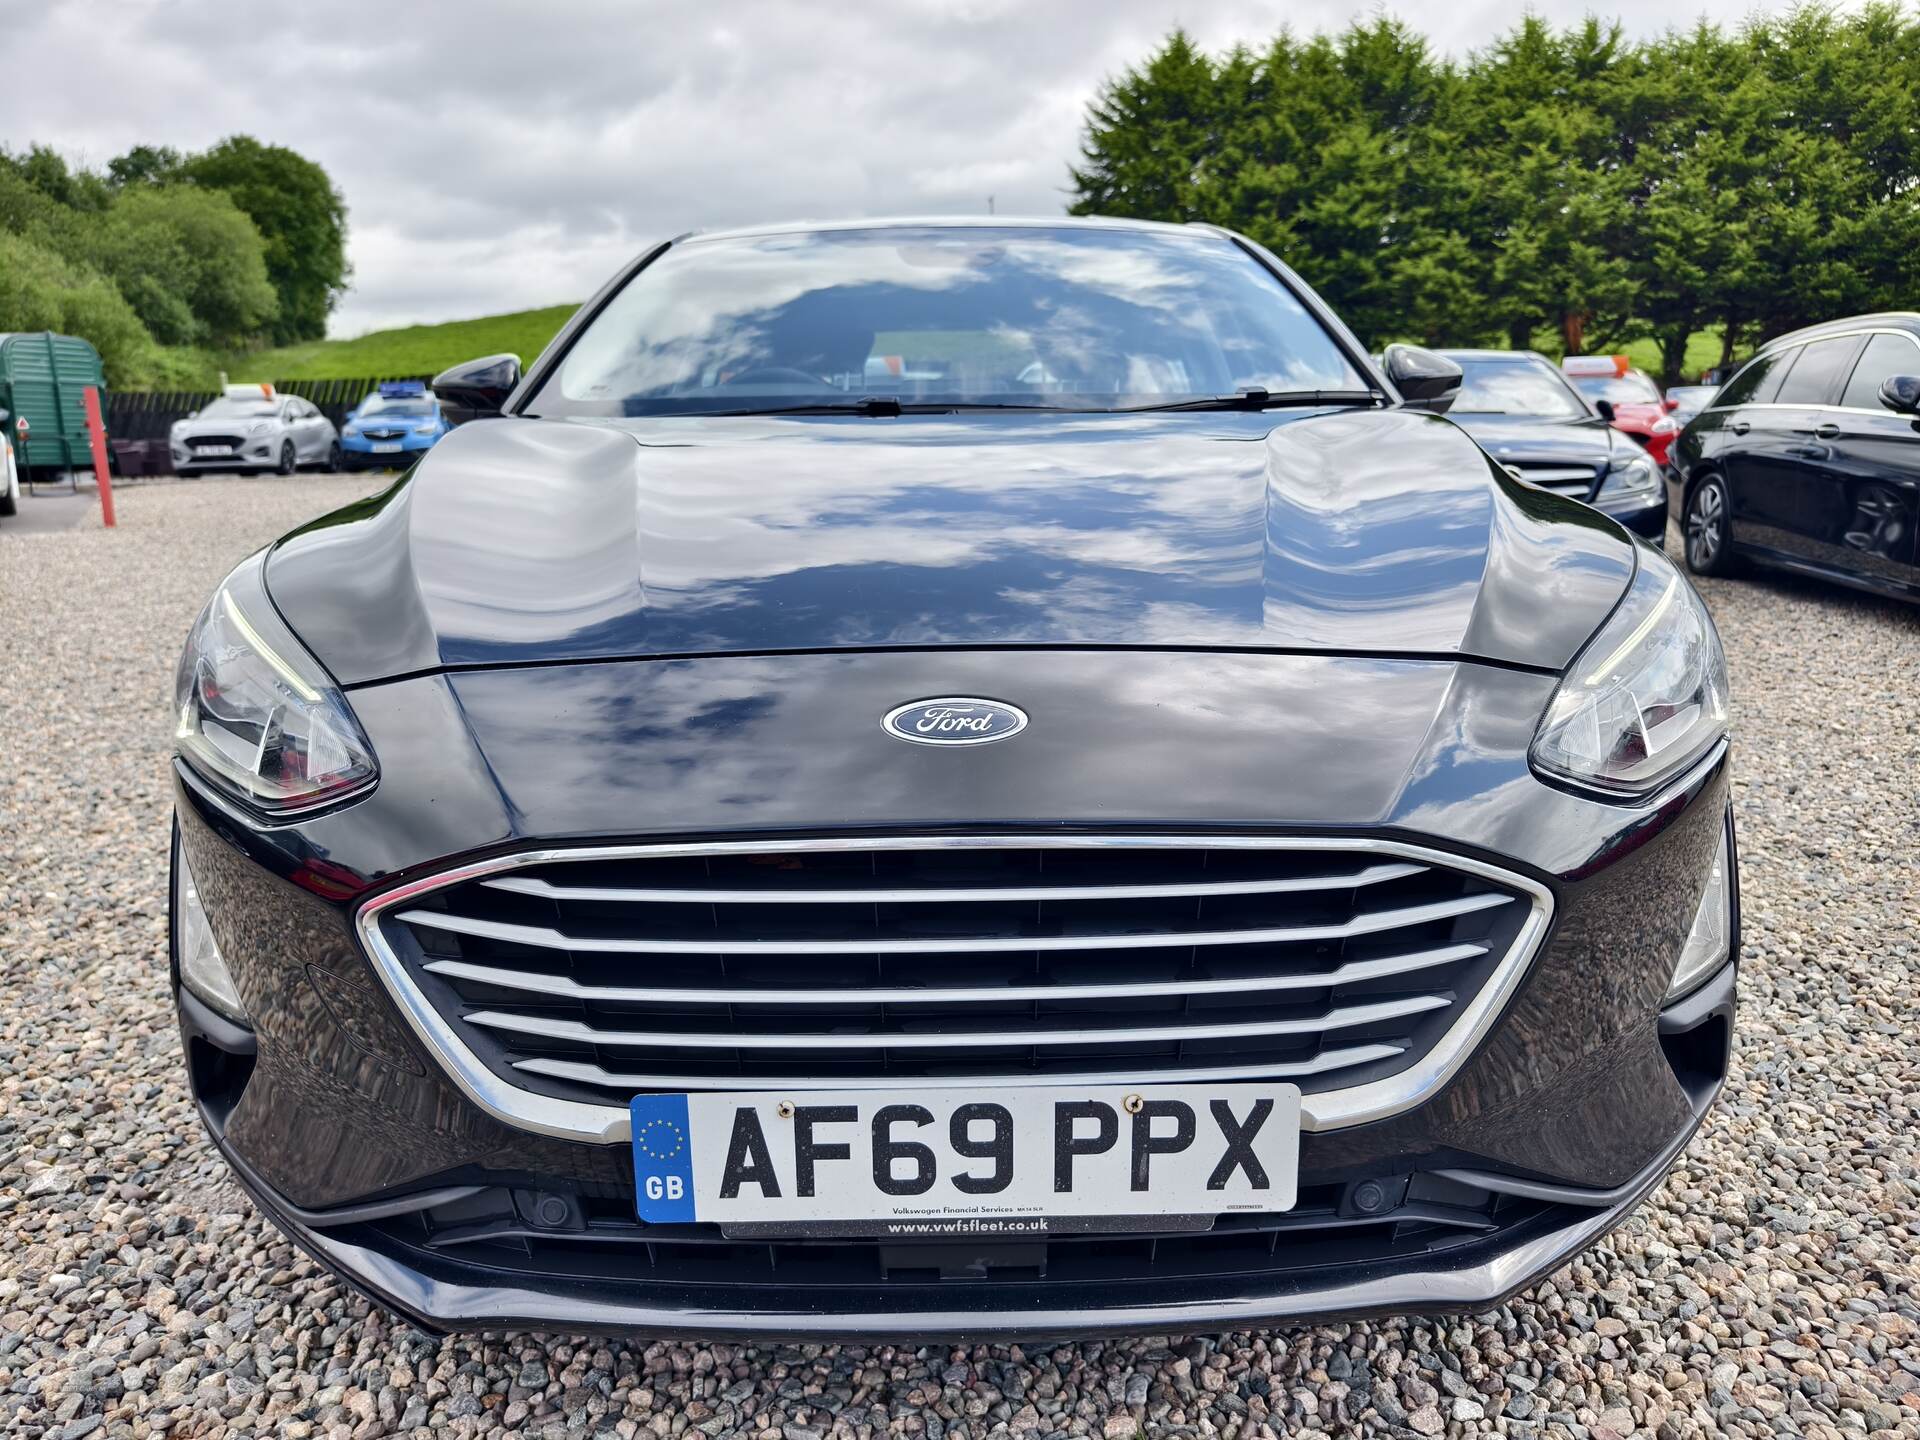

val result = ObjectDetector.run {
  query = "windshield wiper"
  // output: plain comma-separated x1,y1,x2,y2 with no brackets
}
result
688,398,1081,418
1121,387,1383,413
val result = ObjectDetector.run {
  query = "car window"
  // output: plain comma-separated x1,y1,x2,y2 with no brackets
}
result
539,225,1366,416
1449,359,1589,418
1714,350,1790,408
1839,332,1920,410
1772,336,1866,406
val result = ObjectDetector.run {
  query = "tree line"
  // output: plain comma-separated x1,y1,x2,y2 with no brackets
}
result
0,138,347,385
1070,4,1920,383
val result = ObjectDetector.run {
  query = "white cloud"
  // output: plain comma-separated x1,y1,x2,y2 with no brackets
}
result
1,0,1803,336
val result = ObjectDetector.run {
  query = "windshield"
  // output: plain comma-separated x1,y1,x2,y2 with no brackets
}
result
1569,372,1661,405
535,225,1366,416
200,397,280,419
359,397,434,417
1450,359,1590,418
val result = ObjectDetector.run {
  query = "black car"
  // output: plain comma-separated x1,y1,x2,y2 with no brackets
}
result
1437,350,1668,539
169,218,1736,1340
1674,312,1920,601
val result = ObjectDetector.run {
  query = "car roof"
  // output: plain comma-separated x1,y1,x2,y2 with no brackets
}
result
683,214,1221,245
1765,312,1920,352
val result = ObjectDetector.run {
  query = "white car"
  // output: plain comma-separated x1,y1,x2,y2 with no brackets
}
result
171,385,340,475
1,419,18,519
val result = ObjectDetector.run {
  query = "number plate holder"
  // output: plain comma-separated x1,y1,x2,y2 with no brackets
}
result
631,1083,1300,1238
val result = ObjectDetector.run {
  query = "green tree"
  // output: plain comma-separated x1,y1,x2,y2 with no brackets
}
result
1070,30,1243,222
87,186,279,346
107,144,185,189
0,232,159,385
183,136,348,343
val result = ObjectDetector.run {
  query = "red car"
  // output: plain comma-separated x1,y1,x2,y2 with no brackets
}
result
1563,355,1683,470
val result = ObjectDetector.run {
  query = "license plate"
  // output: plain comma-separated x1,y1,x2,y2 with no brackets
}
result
198,445,233,456
371,442,402,453
631,1083,1299,1236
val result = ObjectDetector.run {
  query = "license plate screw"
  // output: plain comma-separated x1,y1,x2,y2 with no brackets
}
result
1123,1092,1144,1114
776,1100,795,1119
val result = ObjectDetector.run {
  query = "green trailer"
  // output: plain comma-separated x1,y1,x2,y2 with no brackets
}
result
0,331,107,476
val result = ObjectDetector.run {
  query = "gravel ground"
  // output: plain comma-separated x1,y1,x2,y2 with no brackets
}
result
2,475,1918,1440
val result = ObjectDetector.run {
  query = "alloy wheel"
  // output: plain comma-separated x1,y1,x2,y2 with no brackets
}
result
1686,483,1724,571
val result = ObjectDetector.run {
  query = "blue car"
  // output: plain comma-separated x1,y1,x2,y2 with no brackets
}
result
339,381,451,470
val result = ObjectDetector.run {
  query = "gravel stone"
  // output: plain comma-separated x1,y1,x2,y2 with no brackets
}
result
3,478,1918,1440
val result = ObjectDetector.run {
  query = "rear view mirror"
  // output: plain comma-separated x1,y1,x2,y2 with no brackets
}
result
1382,344,1463,415
1595,399,1617,422
432,353,522,423
1879,374,1920,415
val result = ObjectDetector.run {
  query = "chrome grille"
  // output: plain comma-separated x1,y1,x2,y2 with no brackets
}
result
360,837,1552,1143
1510,463,1601,499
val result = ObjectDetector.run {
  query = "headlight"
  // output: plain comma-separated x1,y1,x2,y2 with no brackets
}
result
174,836,248,1022
1597,452,1659,498
1531,546,1728,799
249,421,272,435
174,551,377,815
1667,823,1732,1001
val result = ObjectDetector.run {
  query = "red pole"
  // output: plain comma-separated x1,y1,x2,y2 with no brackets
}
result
83,384,115,528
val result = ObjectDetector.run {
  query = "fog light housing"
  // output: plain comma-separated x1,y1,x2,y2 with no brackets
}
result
174,839,249,1024
1666,825,1731,1002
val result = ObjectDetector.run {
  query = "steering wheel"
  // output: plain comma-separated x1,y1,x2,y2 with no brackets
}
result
720,366,835,388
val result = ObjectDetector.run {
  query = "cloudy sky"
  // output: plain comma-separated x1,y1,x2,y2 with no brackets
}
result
6,0,1783,337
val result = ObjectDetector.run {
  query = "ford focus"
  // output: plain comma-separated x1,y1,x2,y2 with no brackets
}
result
169,218,1736,1339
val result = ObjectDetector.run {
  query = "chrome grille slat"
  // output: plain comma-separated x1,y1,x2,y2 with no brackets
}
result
357,834,1554,1143
1513,464,1600,483
394,891,1513,956
422,941,1487,1005
462,993,1451,1050
480,860,1425,905
514,1044,1412,1093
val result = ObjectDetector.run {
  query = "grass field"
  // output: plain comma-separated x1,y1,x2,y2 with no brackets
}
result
1619,330,1729,383
221,304,578,383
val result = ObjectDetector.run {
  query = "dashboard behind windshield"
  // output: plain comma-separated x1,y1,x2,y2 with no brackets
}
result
529,225,1367,416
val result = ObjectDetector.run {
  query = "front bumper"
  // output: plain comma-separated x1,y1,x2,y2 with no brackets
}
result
1594,487,1668,540
180,961,1732,1341
172,647,1735,1337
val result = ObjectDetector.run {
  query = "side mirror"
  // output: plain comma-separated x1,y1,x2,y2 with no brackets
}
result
1382,343,1462,415
431,353,522,423
1595,398,1617,422
1879,374,1920,415
1662,396,1680,412
343,408,359,424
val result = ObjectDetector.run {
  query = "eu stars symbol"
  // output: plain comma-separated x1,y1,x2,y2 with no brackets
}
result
629,1094,697,1223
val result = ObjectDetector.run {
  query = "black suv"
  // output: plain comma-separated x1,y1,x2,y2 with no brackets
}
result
1673,313,1920,601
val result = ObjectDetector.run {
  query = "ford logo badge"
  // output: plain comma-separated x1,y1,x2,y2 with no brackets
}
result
882,697,1029,747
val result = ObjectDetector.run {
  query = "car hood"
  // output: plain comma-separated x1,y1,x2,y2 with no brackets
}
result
179,416,279,435
266,409,1636,686
1445,414,1616,465
1604,402,1667,429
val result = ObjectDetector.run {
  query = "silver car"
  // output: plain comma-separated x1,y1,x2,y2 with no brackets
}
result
171,387,340,475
